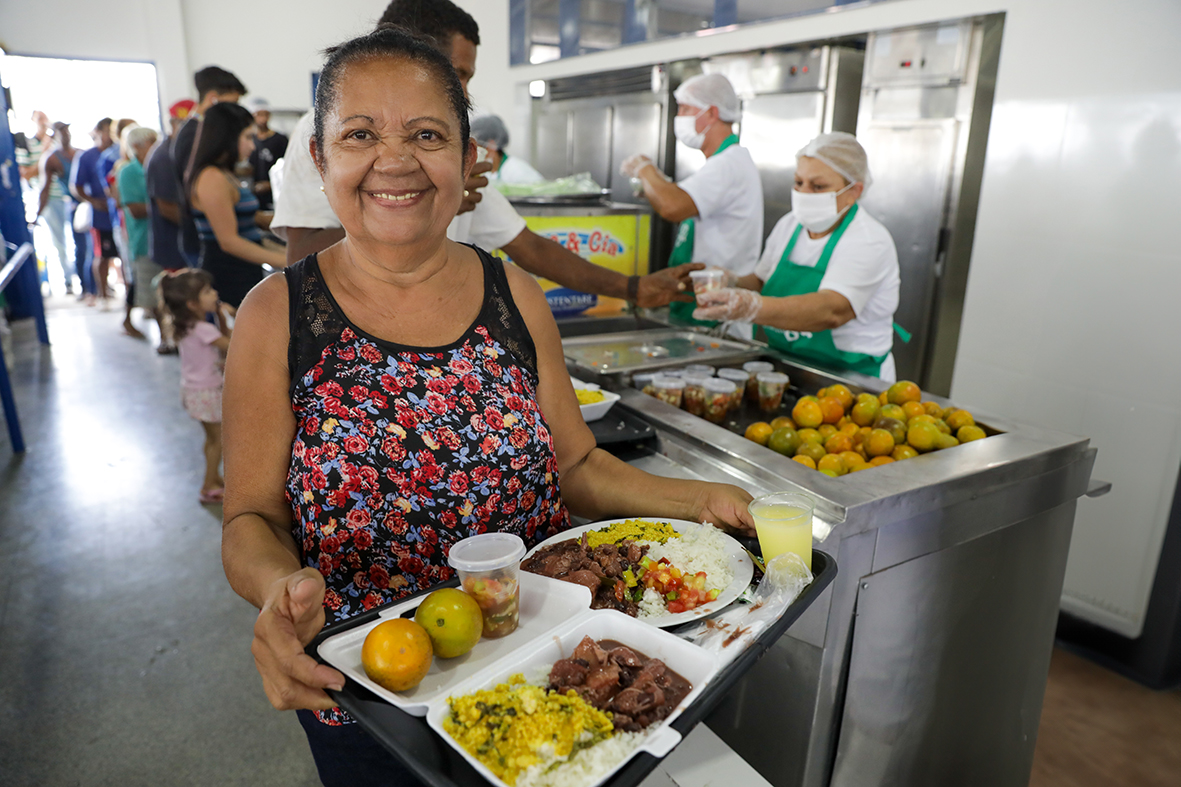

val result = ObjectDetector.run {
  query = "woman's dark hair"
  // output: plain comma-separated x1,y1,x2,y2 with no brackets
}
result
313,25,470,168
159,268,214,340
185,102,254,198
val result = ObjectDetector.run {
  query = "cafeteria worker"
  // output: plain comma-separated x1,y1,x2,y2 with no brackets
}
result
694,132,904,382
620,73,763,324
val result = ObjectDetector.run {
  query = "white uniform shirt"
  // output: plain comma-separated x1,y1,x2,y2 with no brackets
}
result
491,154,544,183
272,112,526,252
678,143,763,276
753,207,901,381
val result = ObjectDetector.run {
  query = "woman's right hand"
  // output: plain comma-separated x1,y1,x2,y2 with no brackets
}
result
251,567,345,711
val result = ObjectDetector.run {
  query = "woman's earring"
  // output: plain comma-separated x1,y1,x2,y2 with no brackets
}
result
320,185,325,192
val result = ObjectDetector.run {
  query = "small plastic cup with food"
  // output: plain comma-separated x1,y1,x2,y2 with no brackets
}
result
633,372,659,396
717,368,750,411
743,361,774,402
756,371,790,413
683,364,716,376
703,378,738,424
447,533,527,639
652,375,685,407
689,268,728,300
681,372,712,417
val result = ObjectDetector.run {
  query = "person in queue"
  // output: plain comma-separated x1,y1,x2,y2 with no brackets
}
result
186,102,287,308
694,132,903,382
470,114,543,183
272,0,698,309
620,73,763,325
220,27,755,786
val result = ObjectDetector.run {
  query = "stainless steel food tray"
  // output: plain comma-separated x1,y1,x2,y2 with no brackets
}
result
563,329,764,377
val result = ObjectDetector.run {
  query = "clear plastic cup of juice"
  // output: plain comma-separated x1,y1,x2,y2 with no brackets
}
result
748,492,814,570
447,533,526,638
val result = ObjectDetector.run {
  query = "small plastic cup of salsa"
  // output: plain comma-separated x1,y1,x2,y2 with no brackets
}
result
703,378,738,423
743,361,774,402
652,375,685,407
717,368,750,411
689,268,727,298
447,533,527,639
681,372,713,417
756,371,790,413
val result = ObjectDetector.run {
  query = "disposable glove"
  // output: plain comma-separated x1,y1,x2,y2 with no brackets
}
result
620,154,656,179
693,288,763,322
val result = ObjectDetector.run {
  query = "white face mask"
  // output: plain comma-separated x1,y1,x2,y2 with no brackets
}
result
792,182,857,233
674,113,707,149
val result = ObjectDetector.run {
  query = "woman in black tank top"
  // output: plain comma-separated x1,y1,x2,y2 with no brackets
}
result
219,28,755,785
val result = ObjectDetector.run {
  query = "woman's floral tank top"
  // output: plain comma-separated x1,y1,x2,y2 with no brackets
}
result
283,248,571,723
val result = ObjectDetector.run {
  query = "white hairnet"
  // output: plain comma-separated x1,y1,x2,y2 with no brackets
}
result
797,132,873,190
674,74,741,123
470,114,510,150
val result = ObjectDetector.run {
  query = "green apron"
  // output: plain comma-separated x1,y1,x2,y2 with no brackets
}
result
667,134,740,325
760,203,910,378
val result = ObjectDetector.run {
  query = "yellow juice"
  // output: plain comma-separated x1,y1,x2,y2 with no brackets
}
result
751,502,813,570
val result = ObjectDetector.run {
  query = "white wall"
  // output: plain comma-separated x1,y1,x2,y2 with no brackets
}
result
0,0,190,123
506,0,1181,638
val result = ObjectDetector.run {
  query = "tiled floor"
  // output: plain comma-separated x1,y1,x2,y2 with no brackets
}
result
2,297,1179,786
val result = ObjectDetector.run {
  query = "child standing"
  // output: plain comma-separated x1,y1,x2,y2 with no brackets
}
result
160,269,232,503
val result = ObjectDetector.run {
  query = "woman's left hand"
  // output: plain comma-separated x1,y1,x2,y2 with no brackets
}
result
693,483,756,536
693,288,763,322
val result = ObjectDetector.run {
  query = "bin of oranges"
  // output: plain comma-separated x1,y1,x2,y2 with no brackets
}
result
743,380,990,477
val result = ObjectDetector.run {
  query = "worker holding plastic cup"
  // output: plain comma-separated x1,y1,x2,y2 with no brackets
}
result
620,73,764,328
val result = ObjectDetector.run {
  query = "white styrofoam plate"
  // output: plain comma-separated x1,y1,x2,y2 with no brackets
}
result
524,518,754,628
316,571,592,717
571,377,621,422
426,608,720,787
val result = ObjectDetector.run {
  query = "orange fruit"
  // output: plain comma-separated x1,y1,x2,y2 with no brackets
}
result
945,409,976,431
362,619,433,692
866,429,896,457
878,391,889,405
909,414,937,425
770,416,796,431
819,468,839,478
941,405,958,421
836,415,852,429
792,399,824,429
873,417,907,445
818,396,845,424
745,422,773,445
933,419,951,435
846,461,870,473
796,442,827,463
958,425,986,443
768,427,801,457
825,433,854,454
850,398,880,427
892,444,919,461
798,428,822,445
414,588,484,658
817,424,838,440
839,421,860,437
792,455,817,470
887,380,922,405
817,453,846,475
879,404,906,422
902,401,927,421
935,433,960,450
869,455,895,467
907,421,941,452
826,384,854,411
923,401,943,417
816,387,828,398
838,450,864,471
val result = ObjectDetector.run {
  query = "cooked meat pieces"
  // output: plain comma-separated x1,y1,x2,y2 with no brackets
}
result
547,637,693,732
522,538,650,616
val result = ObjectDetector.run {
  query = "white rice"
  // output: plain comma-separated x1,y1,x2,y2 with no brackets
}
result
636,523,733,619
516,731,645,787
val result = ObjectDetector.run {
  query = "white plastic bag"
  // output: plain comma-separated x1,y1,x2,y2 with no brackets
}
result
676,552,813,669
73,201,93,233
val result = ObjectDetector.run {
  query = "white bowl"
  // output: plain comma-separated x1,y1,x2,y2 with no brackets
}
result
571,377,621,422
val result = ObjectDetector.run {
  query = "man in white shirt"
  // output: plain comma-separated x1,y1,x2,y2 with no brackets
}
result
620,73,764,324
274,0,696,309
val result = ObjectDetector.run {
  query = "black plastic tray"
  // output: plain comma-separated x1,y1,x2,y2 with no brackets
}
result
306,549,837,787
589,406,657,447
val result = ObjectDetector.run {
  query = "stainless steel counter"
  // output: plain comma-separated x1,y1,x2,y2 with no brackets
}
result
565,321,1094,787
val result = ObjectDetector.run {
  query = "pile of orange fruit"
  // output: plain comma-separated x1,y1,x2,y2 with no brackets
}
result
743,380,988,478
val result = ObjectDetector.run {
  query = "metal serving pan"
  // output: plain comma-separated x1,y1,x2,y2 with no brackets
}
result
563,329,765,377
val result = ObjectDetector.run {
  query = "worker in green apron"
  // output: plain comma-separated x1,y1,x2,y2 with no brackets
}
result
693,132,907,382
620,73,764,326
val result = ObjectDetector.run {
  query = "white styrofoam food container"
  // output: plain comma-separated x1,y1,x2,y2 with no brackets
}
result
317,573,720,787
571,377,620,422
425,609,719,787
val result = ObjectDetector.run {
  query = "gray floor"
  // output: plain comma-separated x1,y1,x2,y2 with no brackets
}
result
0,296,320,786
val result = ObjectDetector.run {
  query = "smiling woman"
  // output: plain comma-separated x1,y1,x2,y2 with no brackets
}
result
218,25,756,787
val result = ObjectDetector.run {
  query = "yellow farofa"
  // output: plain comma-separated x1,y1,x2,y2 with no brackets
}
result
586,519,678,549
575,389,606,405
444,675,615,785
